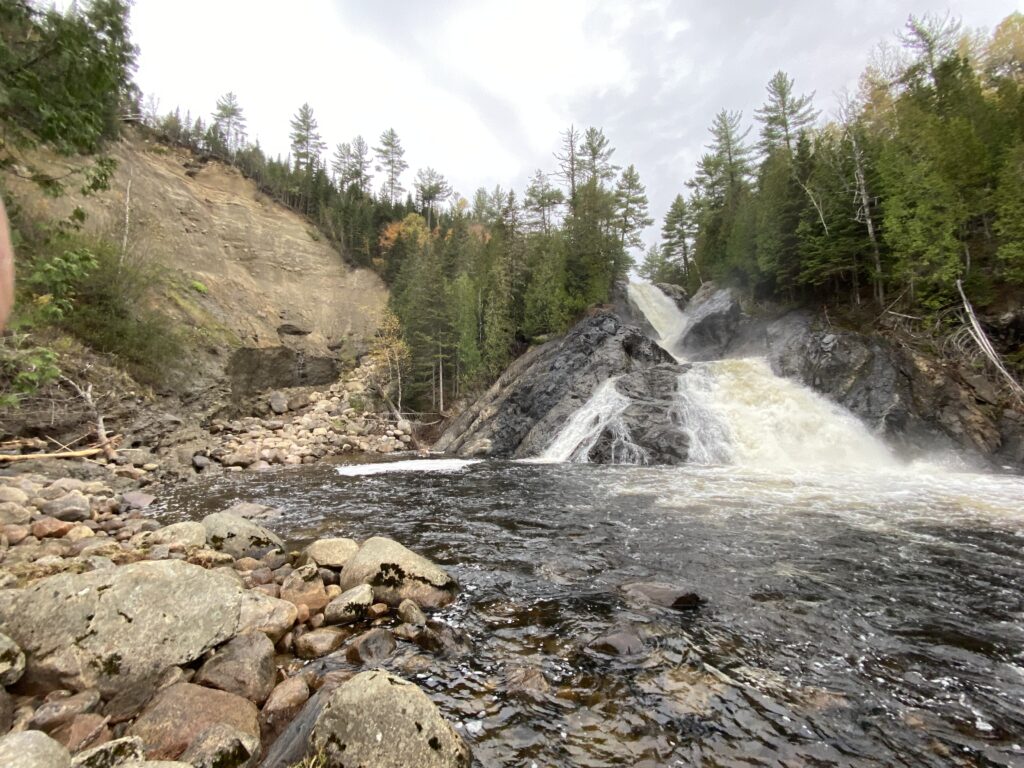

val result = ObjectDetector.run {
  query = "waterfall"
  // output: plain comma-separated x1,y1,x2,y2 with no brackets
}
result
674,358,898,470
542,281,900,470
539,378,648,464
626,282,689,354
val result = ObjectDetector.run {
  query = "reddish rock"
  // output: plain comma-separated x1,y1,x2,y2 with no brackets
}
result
52,711,111,751
31,517,74,539
127,682,259,760
259,676,309,746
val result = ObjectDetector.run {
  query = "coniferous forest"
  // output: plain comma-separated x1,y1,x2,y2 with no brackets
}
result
4,1,1023,412
150,13,1024,412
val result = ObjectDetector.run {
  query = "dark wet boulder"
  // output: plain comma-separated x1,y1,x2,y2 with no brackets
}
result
345,628,396,665
675,283,742,360
309,669,470,768
435,310,676,459
589,629,644,656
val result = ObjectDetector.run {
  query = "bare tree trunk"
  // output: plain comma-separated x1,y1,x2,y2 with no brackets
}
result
120,167,133,266
850,132,883,307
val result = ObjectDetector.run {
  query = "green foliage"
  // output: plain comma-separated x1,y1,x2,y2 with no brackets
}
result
0,337,60,408
0,0,136,193
673,13,1024,315
189,279,208,294
26,246,98,321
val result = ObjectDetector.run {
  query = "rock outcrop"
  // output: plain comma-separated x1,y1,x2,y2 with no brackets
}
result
435,310,676,459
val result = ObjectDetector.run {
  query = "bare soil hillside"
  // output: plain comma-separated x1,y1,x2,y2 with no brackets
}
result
11,135,388,395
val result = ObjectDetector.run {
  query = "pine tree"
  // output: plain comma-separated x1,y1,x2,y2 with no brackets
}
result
289,103,325,173
580,127,618,186
524,170,564,234
414,167,452,229
212,92,246,157
614,164,653,253
332,135,372,193
754,71,819,153
374,128,409,205
661,195,695,283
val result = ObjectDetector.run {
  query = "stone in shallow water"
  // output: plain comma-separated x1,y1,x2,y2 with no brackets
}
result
310,669,470,768
345,628,396,666
621,582,702,610
589,629,644,656
338,536,457,609
323,583,373,625
201,513,283,559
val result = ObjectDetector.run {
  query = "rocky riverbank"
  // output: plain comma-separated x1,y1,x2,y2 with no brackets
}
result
0,471,471,767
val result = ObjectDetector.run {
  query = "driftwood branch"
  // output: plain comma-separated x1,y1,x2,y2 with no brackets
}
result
59,376,118,460
0,438,121,462
956,279,1024,403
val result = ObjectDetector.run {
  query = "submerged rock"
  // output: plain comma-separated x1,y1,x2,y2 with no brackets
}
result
621,582,702,610
309,670,470,768
339,537,456,609
589,629,644,656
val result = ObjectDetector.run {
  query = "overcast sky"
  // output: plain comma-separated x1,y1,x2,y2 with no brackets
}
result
131,0,1021,249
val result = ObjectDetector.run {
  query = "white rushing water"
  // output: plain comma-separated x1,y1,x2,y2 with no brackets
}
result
626,282,689,351
546,281,903,471
538,378,648,464
335,459,480,476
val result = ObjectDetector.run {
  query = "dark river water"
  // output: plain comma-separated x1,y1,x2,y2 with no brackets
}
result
157,458,1024,767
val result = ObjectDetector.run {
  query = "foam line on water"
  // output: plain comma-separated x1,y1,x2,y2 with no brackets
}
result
335,459,480,476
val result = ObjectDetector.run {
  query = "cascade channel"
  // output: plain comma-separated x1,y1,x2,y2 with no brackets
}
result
542,281,901,470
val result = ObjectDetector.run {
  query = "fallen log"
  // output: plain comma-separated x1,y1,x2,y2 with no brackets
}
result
0,435,122,462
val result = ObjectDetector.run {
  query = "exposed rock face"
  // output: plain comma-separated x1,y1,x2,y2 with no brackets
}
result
339,537,457,609
436,310,676,459
674,283,741,360
683,285,1015,465
310,670,470,768
0,560,243,696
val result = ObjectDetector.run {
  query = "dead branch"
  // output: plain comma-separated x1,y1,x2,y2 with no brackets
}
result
956,279,1024,404
0,437,122,462
59,375,118,460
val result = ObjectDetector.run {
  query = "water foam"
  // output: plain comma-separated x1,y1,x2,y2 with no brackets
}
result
335,459,480,476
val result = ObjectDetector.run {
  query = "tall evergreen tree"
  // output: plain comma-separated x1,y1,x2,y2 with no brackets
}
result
212,92,246,156
289,103,325,173
754,71,819,153
374,128,408,205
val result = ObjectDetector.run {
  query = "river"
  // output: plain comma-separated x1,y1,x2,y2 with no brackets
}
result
158,457,1024,767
